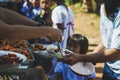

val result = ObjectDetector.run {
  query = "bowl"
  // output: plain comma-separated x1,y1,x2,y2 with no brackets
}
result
33,50,55,59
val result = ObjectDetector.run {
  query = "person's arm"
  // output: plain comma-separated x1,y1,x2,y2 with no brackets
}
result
56,23,64,31
64,46,120,65
92,41,105,53
0,20,62,42
51,7,64,30
0,7,38,26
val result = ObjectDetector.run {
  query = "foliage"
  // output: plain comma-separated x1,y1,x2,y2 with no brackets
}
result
65,0,73,5
65,0,82,5
69,3,82,13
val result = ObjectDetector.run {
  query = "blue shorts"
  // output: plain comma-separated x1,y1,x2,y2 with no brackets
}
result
102,63,120,80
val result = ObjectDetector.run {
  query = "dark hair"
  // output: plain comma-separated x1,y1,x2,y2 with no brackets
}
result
96,0,120,20
44,10,53,26
51,0,68,10
104,0,120,20
67,34,89,54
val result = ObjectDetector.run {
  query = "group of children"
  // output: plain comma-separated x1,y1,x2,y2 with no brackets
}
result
21,0,53,26
22,0,96,79
0,0,96,80
20,0,74,48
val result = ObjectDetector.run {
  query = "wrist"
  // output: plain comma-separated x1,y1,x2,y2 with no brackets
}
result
42,27,52,37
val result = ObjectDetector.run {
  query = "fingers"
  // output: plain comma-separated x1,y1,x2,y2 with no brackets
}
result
56,53,72,64
60,54,73,65
48,35,62,42
57,35,62,42
47,29,62,42
62,59,72,65
64,54,73,58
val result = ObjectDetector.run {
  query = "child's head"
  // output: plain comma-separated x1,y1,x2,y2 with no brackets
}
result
29,0,40,7
67,34,89,54
40,0,52,10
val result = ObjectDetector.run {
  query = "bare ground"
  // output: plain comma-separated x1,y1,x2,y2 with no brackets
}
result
73,7,104,80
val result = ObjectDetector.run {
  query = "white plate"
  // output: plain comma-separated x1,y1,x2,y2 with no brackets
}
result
55,49,74,59
0,50,27,63
30,44,57,51
69,62,95,76
43,44,57,51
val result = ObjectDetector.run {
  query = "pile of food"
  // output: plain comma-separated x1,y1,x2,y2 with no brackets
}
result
0,53,23,66
0,40,31,60
28,43,46,51
29,43,72,59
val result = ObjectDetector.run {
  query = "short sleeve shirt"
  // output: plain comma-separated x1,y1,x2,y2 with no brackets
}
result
100,4,120,73
54,62,96,80
52,5,74,48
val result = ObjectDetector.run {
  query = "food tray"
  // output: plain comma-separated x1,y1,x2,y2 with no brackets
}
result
21,47,35,68
0,40,36,68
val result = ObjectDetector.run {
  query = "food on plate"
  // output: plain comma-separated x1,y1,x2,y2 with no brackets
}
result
0,39,31,60
29,43,46,51
55,49,74,59
55,52,64,59
54,48,59,53
0,53,23,65
0,40,28,49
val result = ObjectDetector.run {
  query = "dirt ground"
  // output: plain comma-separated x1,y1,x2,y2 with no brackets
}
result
72,6,104,80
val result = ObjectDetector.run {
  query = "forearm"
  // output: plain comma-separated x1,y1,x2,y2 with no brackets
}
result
92,41,105,53
79,48,120,63
5,25,49,40
0,7,38,26
1,25,51,40
56,23,64,31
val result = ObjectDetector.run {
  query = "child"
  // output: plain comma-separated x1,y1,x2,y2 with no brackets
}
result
35,0,53,26
21,0,41,20
54,34,96,80
51,0,74,48
28,0,53,44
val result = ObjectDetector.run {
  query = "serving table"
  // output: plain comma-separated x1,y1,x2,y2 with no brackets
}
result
0,40,49,80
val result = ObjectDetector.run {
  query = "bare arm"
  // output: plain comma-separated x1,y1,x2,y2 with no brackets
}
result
0,20,62,41
92,41,105,53
64,44,120,65
80,48,120,63
0,7,38,26
56,23,64,31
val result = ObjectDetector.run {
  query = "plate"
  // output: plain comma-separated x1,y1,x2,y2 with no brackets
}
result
69,62,95,76
44,44,57,51
31,44,57,59
55,49,73,59
0,50,27,67
33,50,55,59
29,44,57,52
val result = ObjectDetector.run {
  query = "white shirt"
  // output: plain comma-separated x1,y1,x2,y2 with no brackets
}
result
100,4,120,74
52,5,74,48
